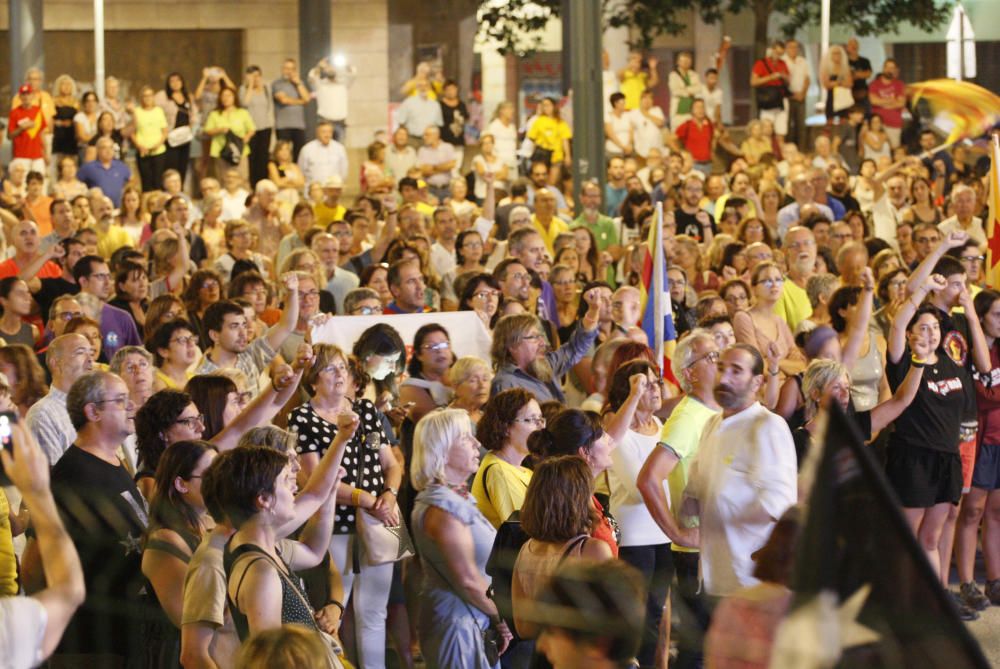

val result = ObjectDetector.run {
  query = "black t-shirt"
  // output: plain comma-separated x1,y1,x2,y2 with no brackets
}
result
849,56,872,96
674,207,716,243
440,99,468,147
35,276,79,322
50,444,150,656
793,408,871,469
887,352,965,453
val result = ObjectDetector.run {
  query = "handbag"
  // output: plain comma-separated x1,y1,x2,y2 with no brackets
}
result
832,85,854,112
756,59,788,110
529,145,553,166
220,130,245,165
166,125,194,148
355,504,415,565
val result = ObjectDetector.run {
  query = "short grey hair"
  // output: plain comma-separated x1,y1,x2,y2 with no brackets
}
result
802,359,849,421
255,179,278,195
343,287,381,314
109,346,153,375
670,328,715,394
237,426,297,454
411,409,473,491
66,370,117,430
805,273,838,310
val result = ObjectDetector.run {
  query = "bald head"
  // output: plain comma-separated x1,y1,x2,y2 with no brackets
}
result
48,333,94,387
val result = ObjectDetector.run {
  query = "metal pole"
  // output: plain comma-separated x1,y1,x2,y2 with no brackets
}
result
958,5,965,80
566,0,605,216
820,0,830,109
94,0,105,98
9,0,43,92
299,0,332,142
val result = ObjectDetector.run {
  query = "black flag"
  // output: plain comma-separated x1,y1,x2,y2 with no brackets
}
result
769,404,990,668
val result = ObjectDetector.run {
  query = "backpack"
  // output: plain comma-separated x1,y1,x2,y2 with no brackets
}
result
483,464,527,630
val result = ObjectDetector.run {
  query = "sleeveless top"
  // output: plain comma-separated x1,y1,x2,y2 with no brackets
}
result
849,334,884,412
0,321,34,348
224,541,317,641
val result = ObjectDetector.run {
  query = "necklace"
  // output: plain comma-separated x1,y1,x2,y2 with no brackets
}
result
446,481,471,499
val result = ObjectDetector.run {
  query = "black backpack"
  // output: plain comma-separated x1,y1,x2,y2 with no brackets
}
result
482,464,527,629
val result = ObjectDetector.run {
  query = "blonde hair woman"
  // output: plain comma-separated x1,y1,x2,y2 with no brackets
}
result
819,45,853,120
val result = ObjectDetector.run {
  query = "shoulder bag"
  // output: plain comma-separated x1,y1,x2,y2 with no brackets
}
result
353,428,415,565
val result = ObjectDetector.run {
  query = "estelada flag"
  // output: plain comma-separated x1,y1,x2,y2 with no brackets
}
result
986,135,1000,290
768,405,990,669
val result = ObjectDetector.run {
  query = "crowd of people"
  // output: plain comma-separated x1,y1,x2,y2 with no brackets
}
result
0,34,997,669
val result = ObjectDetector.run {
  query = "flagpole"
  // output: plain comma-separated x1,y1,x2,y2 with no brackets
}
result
653,202,665,367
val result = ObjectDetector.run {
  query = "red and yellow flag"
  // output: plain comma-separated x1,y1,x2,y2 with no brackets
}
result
987,136,1000,289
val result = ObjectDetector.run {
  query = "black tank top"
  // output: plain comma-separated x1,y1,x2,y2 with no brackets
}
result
223,540,317,640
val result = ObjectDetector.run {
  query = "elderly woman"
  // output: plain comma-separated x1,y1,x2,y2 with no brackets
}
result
447,357,493,426
490,287,601,403
288,343,403,669
471,389,539,528
410,409,513,669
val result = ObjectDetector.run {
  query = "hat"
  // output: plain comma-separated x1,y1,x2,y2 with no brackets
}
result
17,84,33,95
322,175,344,189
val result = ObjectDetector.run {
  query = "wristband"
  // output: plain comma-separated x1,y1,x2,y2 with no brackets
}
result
910,355,927,368
767,368,780,377
351,488,363,506
325,600,345,615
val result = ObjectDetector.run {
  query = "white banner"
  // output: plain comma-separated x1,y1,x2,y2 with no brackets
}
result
310,311,493,362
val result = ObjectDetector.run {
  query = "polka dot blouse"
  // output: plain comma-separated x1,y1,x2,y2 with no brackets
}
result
289,398,388,534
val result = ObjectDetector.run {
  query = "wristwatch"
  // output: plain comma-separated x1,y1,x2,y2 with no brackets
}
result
383,486,398,496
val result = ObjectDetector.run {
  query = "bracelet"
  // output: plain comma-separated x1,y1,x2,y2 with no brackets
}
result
351,488,363,507
325,600,345,615
768,368,780,376
910,355,927,368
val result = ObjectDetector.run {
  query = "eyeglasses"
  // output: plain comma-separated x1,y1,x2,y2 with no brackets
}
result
514,415,546,427
755,277,785,288
298,289,321,299
89,272,111,281
914,236,939,244
171,335,198,346
685,350,720,369
725,294,749,304
55,310,83,321
354,306,383,315
462,240,484,249
520,333,545,343
93,395,131,409
421,341,451,351
508,272,530,282
786,239,815,250
473,290,501,300
175,414,206,428
962,255,986,263
201,281,219,290
332,230,353,238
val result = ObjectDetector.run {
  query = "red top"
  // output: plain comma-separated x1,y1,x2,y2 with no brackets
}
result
8,105,46,159
591,496,619,557
752,58,789,86
675,118,715,162
0,257,61,280
976,346,1000,447
869,77,906,128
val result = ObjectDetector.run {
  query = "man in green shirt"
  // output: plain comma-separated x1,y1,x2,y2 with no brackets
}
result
573,179,620,255
775,226,815,330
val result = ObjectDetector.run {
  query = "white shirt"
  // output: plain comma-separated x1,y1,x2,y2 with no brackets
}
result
871,193,905,249
220,188,249,221
604,110,632,155
0,596,47,669
603,69,620,114
684,402,797,596
608,420,671,547
430,241,457,279
703,87,724,125
628,107,665,158
297,138,349,186
486,118,519,170
309,69,354,122
782,54,810,95
938,215,986,246
25,388,76,466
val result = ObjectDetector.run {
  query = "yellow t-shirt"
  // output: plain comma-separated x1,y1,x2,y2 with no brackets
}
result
0,489,16,596
205,108,255,158
527,116,572,164
620,70,650,110
96,224,135,260
313,201,346,228
774,278,812,331
471,451,532,529
660,395,719,553
133,106,167,156
532,215,570,255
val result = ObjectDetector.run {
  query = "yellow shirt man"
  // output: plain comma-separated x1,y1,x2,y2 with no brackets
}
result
532,214,570,255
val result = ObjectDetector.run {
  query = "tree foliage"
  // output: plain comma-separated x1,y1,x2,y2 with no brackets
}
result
477,0,952,57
